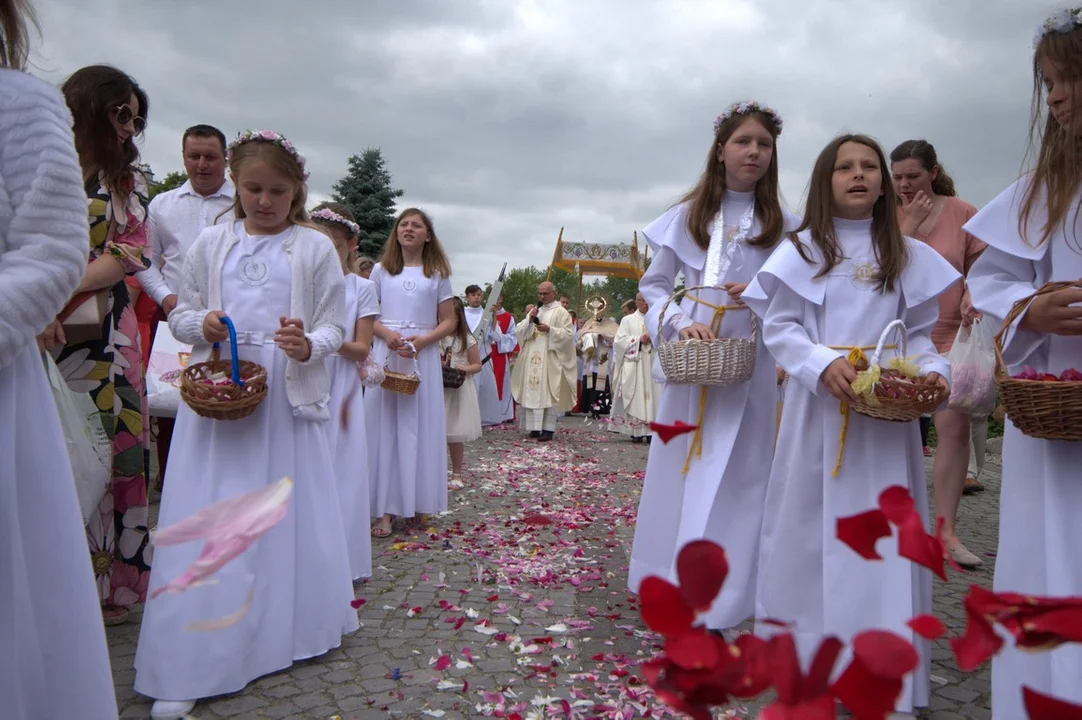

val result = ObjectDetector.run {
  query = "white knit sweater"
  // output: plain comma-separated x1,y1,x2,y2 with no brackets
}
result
169,222,345,420
0,70,90,369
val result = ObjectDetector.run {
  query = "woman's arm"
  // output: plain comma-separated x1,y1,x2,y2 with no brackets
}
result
75,253,125,292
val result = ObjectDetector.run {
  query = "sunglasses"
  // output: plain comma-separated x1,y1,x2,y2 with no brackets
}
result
113,104,146,135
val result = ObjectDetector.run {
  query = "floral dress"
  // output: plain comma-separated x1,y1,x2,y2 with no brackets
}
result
56,171,152,608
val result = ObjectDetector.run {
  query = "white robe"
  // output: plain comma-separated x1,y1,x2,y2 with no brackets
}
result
490,311,518,423
610,310,662,436
628,193,798,632
464,305,505,426
366,265,452,518
328,274,379,580
964,178,1082,719
135,233,358,701
741,218,960,713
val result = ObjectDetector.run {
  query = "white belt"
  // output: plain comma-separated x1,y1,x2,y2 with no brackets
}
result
228,330,277,346
382,320,434,332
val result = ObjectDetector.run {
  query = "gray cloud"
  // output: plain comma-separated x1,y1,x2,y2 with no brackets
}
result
30,0,1056,292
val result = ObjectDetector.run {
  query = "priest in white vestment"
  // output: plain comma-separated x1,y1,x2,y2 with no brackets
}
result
463,285,510,426
510,281,578,440
610,293,663,442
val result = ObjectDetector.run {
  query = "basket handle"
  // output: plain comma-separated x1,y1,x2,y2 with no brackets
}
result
384,341,422,377
656,284,756,341
871,319,907,366
992,280,1080,380
211,315,244,387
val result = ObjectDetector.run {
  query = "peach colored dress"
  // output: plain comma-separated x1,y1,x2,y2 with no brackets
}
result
897,196,986,352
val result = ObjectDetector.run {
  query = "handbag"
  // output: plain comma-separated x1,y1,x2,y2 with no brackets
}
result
57,219,116,345
442,348,466,389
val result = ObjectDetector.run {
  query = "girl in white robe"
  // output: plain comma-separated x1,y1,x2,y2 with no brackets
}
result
0,66,119,720
366,208,456,538
965,20,1082,717
134,132,358,720
312,203,379,581
628,101,799,632
742,134,959,716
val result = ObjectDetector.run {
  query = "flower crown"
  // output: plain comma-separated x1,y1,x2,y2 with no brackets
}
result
1034,8,1082,48
713,101,783,136
311,207,360,235
227,129,309,181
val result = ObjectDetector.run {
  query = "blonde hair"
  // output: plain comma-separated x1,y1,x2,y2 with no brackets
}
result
1023,28,1082,248
219,140,316,230
378,207,453,278
311,200,359,275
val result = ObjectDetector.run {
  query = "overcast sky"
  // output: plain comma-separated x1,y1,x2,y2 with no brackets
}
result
30,0,1053,293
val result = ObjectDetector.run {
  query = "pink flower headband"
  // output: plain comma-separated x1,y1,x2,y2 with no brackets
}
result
1034,8,1082,48
310,207,360,235
713,101,783,136
227,129,309,181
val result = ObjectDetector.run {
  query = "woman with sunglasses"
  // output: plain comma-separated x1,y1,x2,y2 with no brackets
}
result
55,64,153,627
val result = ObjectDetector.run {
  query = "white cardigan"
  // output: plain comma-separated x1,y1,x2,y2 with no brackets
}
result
0,70,90,368
169,221,345,420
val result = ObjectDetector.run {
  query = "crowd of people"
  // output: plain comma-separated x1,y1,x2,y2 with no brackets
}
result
2,0,1080,718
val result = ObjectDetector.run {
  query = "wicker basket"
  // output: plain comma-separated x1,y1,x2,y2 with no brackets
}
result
380,343,421,395
655,285,757,386
180,316,268,421
993,281,1082,441
850,320,948,422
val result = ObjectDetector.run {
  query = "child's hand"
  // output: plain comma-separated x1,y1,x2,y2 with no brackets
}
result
679,322,715,341
387,333,405,351
723,282,748,304
920,372,950,392
203,311,229,343
820,357,859,404
1020,284,1082,336
397,338,418,358
776,366,787,385
275,316,311,361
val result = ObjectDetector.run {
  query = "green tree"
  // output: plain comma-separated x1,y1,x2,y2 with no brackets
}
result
148,170,188,200
331,148,404,260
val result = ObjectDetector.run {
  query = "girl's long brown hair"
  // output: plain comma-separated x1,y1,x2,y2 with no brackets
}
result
62,65,149,195
450,296,469,353
0,0,35,69
1022,29,1082,249
220,140,318,232
793,134,909,293
379,207,453,278
679,111,785,250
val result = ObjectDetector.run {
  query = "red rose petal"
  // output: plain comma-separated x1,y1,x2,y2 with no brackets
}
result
836,509,893,560
350,598,366,609
877,485,916,526
907,614,947,640
896,511,947,580
666,629,721,670
676,540,729,612
803,636,844,694
728,633,772,699
765,633,803,704
639,576,695,637
831,658,904,720
523,514,552,525
1023,686,1082,720
434,655,451,671
649,420,699,444
950,590,1004,672
759,695,836,720
851,629,919,679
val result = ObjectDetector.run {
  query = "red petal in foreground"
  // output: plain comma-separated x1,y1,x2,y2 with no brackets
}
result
832,631,918,720
950,589,1004,672
1023,686,1082,720
760,695,836,720
906,614,946,640
836,509,893,560
850,630,919,679
666,628,720,670
896,512,946,580
676,540,729,611
649,420,699,444
350,598,367,609
877,485,916,526
803,636,844,696
639,576,695,637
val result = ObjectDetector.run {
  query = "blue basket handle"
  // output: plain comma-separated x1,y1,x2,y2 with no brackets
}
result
211,316,244,387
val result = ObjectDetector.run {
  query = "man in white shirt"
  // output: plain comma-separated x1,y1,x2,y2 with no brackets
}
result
137,125,233,487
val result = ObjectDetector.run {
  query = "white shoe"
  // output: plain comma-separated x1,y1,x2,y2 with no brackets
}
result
151,700,196,719
947,540,983,568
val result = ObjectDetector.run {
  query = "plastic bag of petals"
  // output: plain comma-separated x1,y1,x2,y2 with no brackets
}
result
947,320,996,415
